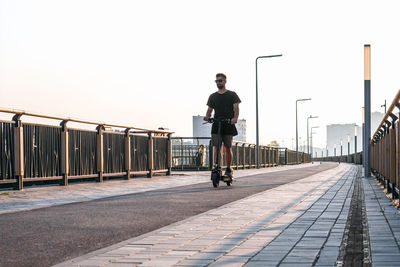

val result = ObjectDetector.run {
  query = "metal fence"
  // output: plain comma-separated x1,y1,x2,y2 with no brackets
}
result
314,152,362,165
370,90,400,198
0,108,173,190
172,137,311,170
0,121,14,182
0,108,312,190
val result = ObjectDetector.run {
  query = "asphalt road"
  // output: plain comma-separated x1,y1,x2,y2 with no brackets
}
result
0,163,338,267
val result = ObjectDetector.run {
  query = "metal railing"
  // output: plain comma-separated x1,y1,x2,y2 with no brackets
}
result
0,107,313,190
371,90,400,198
171,137,311,170
314,152,363,165
0,108,173,190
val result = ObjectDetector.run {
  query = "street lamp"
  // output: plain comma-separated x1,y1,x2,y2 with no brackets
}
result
347,134,350,153
296,98,311,163
334,144,337,157
307,115,318,154
310,126,319,159
364,44,371,178
347,134,350,163
381,99,387,114
256,54,282,168
340,139,343,157
354,125,358,163
362,107,365,168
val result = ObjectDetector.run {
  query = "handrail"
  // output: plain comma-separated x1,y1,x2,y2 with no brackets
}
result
171,136,285,149
372,89,400,139
0,107,174,134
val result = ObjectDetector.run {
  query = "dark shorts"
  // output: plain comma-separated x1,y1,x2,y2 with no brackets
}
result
212,134,233,148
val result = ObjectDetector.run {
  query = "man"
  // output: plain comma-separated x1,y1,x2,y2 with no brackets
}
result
204,73,241,177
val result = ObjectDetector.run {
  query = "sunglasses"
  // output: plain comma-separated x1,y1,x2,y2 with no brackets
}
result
215,79,225,83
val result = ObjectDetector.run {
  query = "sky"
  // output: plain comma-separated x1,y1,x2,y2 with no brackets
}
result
1,0,400,150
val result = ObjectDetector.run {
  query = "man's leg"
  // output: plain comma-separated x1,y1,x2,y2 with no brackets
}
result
224,145,233,168
222,135,233,177
212,145,223,167
212,134,223,168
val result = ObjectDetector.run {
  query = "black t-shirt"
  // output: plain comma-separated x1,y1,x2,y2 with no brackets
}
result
207,90,241,135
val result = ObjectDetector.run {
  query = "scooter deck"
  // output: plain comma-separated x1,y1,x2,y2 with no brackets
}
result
222,175,233,182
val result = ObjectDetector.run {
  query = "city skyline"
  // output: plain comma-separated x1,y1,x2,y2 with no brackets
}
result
1,0,400,149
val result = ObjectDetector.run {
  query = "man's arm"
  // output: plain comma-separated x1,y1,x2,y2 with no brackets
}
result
204,106,213,121
231,103,239,124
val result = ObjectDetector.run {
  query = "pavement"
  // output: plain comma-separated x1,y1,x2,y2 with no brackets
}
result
0,163,316,215
2,163,400,266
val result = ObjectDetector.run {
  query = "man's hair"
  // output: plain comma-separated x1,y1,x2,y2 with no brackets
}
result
216,73,227,80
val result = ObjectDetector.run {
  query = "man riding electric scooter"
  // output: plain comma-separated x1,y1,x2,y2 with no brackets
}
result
203,73,241,187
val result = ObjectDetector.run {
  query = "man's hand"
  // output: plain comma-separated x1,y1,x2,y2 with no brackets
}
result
231,118,238,124
204,116,210,122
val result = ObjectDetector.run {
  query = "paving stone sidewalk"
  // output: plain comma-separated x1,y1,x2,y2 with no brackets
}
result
363,175,400,267
0,163,315,214
56,164,357,267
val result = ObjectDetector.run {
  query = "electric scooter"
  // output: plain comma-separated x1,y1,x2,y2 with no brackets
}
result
205,117,233,188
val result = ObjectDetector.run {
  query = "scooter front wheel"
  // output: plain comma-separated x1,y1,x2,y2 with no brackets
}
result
211,172,219,188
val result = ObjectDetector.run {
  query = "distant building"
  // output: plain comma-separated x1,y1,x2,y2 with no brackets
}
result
326,123,361,156
192,115,246,145
325,111,384,156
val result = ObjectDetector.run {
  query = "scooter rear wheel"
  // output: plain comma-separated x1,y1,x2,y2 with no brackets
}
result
211,172,219,188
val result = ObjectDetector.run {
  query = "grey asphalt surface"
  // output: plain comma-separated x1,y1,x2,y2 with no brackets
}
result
0,163,337,267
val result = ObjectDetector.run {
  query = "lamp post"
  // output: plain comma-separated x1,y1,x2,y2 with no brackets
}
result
381,99,387,114
364,44,371,178
340,139,343,157
347,134,350,163
362,107,365,168
256,54,282,168
310,126,319,160
347,135,350,154
296,98,311,163
354,125,358,164
334,144,337,157
307,115,318,154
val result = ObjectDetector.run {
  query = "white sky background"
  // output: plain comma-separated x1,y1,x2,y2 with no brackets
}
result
1,0,400,149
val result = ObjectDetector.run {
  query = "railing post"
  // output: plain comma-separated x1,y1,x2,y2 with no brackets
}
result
265,147,268,167
60,120,69,186
181,138,184,171
235,143,239,170
397,114,400,192
167,133,172,175
248,144,252,168
242,143,246,169
148,132,153,178
125,128,131,180
13,114,24,190
96,125,104,182
268,147,271,167
285,148,288,165
209,139,213,169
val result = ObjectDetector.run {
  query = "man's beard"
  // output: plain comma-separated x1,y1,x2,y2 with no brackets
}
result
217,84,224,89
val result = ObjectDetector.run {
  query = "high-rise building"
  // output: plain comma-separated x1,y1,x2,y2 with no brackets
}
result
325,111,384,156
326,124,361,156
192,115,246,145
